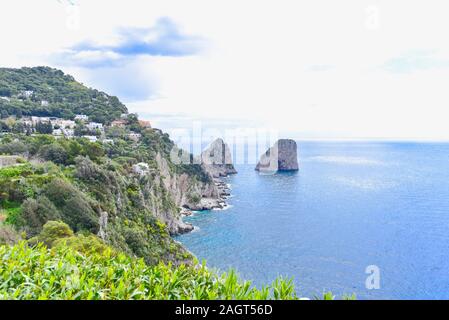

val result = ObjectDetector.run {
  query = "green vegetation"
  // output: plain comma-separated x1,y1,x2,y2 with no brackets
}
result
0,67,126,123
1,222,338,300
0,155,192,265
0,240,299,300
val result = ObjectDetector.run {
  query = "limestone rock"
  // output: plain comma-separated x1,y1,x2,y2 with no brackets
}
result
201,138,237,178
255,139,299,172
98,211,108,241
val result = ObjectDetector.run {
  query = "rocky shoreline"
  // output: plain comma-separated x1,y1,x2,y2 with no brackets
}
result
180,177,232,216
175,138,237,234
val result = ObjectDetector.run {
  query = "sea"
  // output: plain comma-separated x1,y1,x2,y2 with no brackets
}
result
176,141,449,299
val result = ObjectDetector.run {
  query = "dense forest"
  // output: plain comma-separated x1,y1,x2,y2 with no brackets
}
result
0,67,127,123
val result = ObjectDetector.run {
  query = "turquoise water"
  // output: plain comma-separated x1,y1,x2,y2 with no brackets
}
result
176,142,449,299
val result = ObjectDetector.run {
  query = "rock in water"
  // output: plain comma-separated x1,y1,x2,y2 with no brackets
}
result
201,138,237,177
255,139,299,172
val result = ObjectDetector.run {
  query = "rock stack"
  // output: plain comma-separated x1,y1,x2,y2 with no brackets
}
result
201,138,237,178
255,139,299,173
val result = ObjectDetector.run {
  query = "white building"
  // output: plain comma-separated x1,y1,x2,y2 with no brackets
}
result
82,135,98,143
41,100,49,107
132,162,150,176
128,132,141,142
21,119,33,127
63,129,75,137
52,119,76,129
87,122,103,131
102,139,114,144
31,116,50,124
75,114,89,121
0,96,10,102
52,129,63,136
21,90,34,98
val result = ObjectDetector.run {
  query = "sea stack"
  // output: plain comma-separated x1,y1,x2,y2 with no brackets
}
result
201,138,237,178
255,139,299,173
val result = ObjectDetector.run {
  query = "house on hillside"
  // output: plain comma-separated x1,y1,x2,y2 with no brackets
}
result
128,132,141,142
52,129,63,136
132,162,150,176
41,100,49,107
75,114,89,121
87,122,103,131
20,90,34,98
52,119,76,129
82,135,98,143
111,119,127,128
63,129,74,138
31,116,50,124
102,139,114,144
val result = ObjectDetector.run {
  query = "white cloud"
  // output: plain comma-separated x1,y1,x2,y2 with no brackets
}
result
2,0,449,139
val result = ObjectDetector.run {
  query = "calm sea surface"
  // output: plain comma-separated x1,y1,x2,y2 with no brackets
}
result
176,142,449,299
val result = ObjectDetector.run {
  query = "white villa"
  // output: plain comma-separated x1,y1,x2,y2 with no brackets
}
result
132,162,150,176
128,132,141,142
82,135,98,143
75,114,89,121
51,119,76,129
21,90,34,98
30,116,50,124
52,128,74,138
87,122,103,131
52,129,63,136
102,139,114,144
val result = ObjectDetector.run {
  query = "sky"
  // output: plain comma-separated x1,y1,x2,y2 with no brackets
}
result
2,0,449,140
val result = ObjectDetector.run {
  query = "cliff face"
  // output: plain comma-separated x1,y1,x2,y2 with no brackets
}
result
255,139,299,173
201,138,237,178
152,152,220,233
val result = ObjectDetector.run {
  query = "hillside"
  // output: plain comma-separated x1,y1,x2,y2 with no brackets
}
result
0,66,225,266
0,67,127,123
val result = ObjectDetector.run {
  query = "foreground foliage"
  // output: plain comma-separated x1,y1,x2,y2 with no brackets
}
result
0,241,303,300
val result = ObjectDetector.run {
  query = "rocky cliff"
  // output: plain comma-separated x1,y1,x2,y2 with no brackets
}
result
255,139,299,172
201,138,237,178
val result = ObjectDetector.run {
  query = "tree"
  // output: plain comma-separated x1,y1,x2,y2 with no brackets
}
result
43,178,99,233
0,110,9,119
0,121,10,132
38,143,68,165
11,122,24,134
28,220,73,247
35,121,53,134
19,196,62,236
74,124,89,137
84,142,104,162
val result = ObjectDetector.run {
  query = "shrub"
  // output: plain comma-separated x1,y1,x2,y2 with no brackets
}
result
54,234,113,256
28,220,73,247
38,143,68,165
0,140,27,155
19,196,61,236
43,178,99,233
